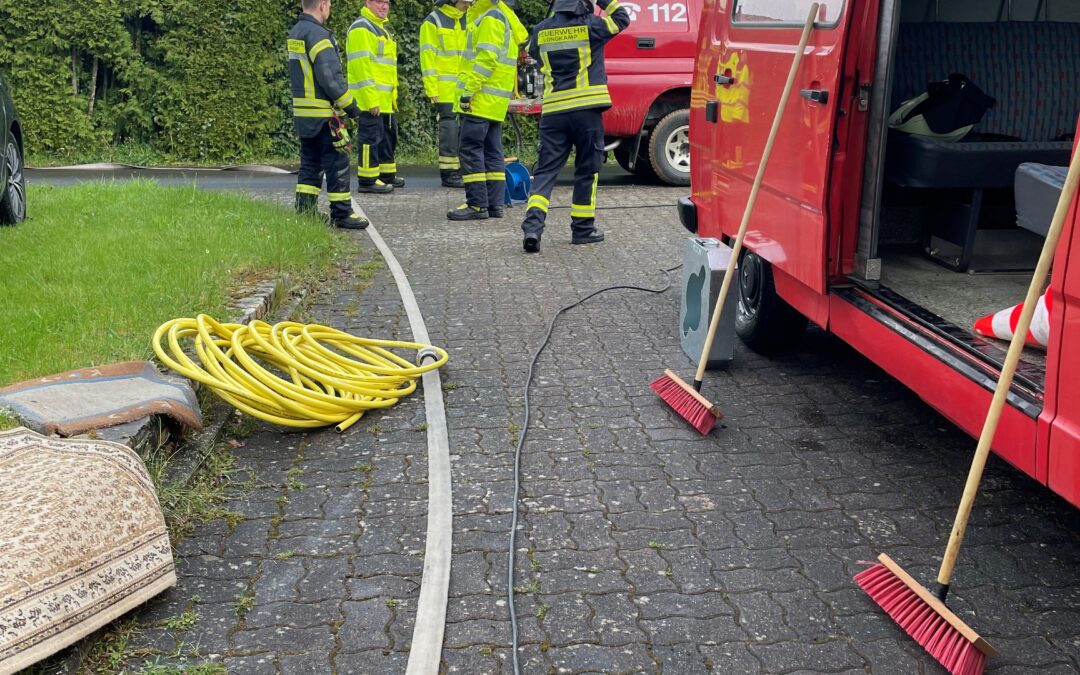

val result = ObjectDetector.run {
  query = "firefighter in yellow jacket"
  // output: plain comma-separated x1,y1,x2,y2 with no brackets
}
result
347,0,403,193
420,0,470,188
446,0,528,220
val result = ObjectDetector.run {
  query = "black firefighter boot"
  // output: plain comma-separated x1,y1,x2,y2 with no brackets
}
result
381,173,406,189
357,179,393,194
332,212,370,230
447,203,489,221
440,170,464,188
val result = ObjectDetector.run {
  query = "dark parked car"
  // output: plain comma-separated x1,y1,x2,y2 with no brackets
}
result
0,70,25,224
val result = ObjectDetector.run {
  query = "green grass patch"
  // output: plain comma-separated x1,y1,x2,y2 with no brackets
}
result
0,180,351,385
0,408,19,431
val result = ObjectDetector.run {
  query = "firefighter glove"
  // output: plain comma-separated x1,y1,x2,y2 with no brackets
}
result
329,116,352,155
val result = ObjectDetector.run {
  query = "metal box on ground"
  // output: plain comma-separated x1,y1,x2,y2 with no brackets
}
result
680,237,737,369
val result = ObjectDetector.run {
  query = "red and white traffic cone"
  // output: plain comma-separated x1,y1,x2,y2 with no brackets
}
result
973,289,1053,347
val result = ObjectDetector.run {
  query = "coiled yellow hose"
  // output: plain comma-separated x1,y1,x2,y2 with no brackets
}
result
153,315,448,433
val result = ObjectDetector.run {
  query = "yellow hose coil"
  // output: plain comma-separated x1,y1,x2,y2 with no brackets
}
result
153,315,448,433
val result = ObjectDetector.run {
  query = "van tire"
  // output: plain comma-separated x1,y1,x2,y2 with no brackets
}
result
648,108,691,186
735,251,807,352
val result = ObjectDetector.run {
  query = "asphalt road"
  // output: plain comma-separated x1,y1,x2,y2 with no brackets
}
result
25,163,646,191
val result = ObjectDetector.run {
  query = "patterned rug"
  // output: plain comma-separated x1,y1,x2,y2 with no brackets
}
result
0,428,176,674
0,361,202,437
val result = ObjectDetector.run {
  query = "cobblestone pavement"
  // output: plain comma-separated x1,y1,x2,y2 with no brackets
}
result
127,173,1080,674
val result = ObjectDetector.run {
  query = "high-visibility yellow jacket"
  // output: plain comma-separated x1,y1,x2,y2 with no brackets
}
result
347,7,398,112
419,4,467,104
454,0,528,122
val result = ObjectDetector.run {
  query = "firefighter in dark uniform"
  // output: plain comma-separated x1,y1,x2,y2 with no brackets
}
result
519,0,630,252
288,0,369,229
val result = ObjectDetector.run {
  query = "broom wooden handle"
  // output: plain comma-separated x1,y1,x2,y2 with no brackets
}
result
937,142,1080,590
693,3,819,387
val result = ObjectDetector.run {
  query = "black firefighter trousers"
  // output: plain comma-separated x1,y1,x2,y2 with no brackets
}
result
458,114,505,210
521,108,603,239
357,112,399,185
296,121,352,221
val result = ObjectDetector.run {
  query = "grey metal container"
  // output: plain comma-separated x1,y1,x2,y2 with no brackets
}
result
680,237,737,369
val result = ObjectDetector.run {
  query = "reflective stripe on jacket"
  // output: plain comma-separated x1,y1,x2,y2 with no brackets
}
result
527,0,630,115
420,5,467,103
347,7,398,112
454,0,528,122
288,13,357,137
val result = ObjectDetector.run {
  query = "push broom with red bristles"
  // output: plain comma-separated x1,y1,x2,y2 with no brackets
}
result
652,3,820,434
856,137,1080,675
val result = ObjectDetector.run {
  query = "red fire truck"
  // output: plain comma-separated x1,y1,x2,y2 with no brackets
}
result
679,0,1080,507
512,0,702,185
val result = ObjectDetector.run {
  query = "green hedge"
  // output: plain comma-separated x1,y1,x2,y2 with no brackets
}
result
0,0,549,163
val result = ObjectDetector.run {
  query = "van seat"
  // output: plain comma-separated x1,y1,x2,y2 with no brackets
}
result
887,21,1079,189
1015,163,1068,237
885,21,1079,270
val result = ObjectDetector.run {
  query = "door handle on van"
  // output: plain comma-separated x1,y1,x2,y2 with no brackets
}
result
799,89,829,105
636,37,655,49
714,74,735,86
705,101,719,123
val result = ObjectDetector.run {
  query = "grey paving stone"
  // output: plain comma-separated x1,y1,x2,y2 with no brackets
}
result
230,625,334,654
339,599,393,652
276,517,358,540
347,574,421,601
243,599,340,630
640,615,745,646
177,554,256,581
545,642,655,674
729,591,797,643
253,559,306,604
587,592,647,646
444,618,512,648
539,593,598,644
749,638,865,673
699,643,762,673
295,555,352,601
277,651,334,674
850,638,929,675
620,548,680,595
222,654,278,674
335,649,410,674
653,644,710,674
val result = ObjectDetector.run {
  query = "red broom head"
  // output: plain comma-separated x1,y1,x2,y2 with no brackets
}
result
855,555,994,675
650,370,721,435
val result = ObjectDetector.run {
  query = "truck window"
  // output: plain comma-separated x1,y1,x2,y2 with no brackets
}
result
731,0,844,27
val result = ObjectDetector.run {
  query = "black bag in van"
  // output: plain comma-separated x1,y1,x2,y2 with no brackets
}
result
889,73,996,141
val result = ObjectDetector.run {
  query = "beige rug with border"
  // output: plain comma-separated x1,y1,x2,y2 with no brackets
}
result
0,427,176,674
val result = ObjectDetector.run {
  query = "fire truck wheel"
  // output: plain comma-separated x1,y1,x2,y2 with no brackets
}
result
648,109,691,187
735,251,807,352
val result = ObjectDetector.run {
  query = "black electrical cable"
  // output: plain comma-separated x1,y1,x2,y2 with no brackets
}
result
507,264,682,675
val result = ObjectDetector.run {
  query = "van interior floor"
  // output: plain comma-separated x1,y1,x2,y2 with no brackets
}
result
878,248,1047,369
